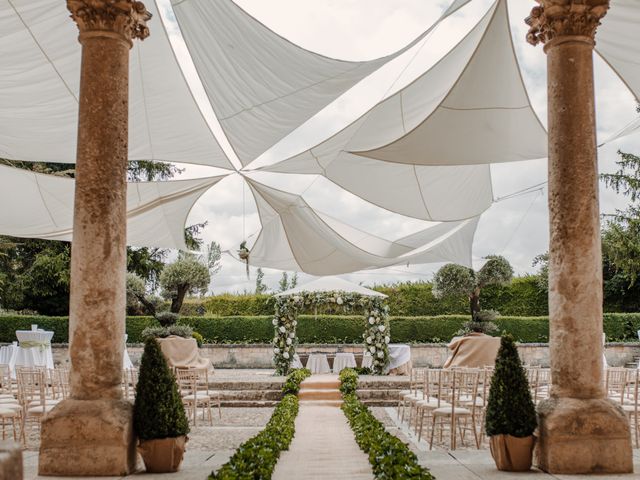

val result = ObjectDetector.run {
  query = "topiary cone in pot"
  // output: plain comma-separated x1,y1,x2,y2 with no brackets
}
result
485,334,537,471
134,338,190,473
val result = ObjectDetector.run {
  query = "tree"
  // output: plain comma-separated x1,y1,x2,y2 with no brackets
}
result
485,335,536,438
127,160,183,182
433,255,513,320
126,273,158,316
278,272,289,292
601,148,640,285
160,253,210,313
290,272,298,289
127,247,167,291
255,268,268,294
531,252,549,292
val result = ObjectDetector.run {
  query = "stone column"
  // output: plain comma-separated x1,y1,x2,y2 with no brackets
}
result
38,1,151,476
526,1,632,474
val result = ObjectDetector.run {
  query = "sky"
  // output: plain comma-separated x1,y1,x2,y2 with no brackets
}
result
155,0,639,294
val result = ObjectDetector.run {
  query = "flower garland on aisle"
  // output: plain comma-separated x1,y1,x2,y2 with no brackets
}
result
272,291,390,375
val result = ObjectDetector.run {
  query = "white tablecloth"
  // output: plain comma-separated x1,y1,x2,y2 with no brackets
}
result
15,330,54,371
0,343,18,366
123,334,133,370
306,353,330,374
333,352,356,373
362,344,411,374
291,354,303,369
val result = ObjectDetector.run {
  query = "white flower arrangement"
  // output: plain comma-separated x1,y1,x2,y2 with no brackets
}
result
273,290,390,375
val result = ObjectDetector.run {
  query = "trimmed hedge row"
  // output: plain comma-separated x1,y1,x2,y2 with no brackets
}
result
209,393,299,479
185,277,550,317
2,313,640,344
340,369,434,479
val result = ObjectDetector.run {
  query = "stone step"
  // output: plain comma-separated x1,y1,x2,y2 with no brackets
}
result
298,399,343,407
300,377,340,390
221,400,280,408
298,388,342,401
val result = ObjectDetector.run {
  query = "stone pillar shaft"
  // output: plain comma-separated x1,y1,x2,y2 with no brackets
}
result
546,37,603,399
39,1,151,476
526,0,632,474
69,32,130,401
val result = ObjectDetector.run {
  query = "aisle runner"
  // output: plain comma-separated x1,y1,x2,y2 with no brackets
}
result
272,374,374,480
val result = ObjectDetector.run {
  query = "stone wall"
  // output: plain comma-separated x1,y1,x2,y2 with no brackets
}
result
48,342,640,369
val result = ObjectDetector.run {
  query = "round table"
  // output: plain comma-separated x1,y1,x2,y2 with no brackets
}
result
333,352,357,373
15,330,55,372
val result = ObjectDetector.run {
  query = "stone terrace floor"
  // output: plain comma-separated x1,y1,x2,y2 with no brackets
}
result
19,370,640,479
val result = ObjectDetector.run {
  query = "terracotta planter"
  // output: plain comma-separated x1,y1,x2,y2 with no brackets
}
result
138,435,188,473
489,434,535,472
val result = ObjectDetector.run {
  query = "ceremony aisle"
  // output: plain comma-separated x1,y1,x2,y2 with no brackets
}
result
272,375,373,480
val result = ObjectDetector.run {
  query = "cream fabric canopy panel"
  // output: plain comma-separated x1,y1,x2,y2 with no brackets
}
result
245,176,478,275
351,0,547,165
169,0,471,165
0,0,232,169
0,164,225,250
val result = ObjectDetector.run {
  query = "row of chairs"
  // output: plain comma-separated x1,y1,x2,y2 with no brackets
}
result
397,366,640,451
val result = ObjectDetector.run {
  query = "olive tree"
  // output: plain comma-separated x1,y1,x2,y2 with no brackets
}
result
160,253,210,313
433,255,514,320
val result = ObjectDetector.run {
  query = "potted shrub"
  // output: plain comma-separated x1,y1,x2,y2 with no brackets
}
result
485,334,537,471
134,338,190,473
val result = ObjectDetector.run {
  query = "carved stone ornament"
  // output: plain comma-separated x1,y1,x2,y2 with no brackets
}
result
67,0,152,43
525,0,610,47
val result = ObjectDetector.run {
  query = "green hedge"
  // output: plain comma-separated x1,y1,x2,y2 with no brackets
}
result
190,278,550,317
2,313,640,344
340,369,434,480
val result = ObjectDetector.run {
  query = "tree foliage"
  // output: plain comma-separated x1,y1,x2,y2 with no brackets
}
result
433,255,514,320
133,338,189,441
255,268,267,294
485,335,537,438
601,149,640,286
160,253,210,313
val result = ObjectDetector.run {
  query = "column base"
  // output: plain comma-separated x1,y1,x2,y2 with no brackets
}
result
39,398,137,476
535,397,633,474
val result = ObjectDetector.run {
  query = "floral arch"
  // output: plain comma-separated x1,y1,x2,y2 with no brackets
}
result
272,291,390,375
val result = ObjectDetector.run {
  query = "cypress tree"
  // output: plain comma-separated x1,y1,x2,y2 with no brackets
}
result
133,338,190,441
485,334,537,437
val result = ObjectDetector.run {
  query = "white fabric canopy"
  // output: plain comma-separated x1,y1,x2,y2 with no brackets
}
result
595,0,640,103
257,0,542,221
0,164,225,250
351,0,547,165
245,176,478,275
170,0,471,165
0,0,232,169
275,276,387,298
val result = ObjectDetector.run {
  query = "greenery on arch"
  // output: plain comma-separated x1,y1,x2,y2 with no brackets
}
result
272,291,390,376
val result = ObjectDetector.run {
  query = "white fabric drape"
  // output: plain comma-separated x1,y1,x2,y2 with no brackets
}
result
0,164,225,250
245,176,478,275
0,0,232,169
351,0,546,165
170,0,471,164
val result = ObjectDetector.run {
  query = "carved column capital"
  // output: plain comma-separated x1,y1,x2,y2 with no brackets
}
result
67,0,151,46
525,0,609,48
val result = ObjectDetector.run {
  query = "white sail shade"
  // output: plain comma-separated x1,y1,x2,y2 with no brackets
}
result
0,164,225,250
170,0,471,164
245,176,478,275
0,0,232,169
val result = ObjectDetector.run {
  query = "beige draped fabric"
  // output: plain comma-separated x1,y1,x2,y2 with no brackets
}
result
443,333,501,369
157,336,211,371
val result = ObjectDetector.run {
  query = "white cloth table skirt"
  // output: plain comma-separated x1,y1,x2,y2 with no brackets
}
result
123,334,133,370
0,343,18,366
362,344,411,374
333,352,357,373
291,354,303,370
306,353,330,374
15,330,54,373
